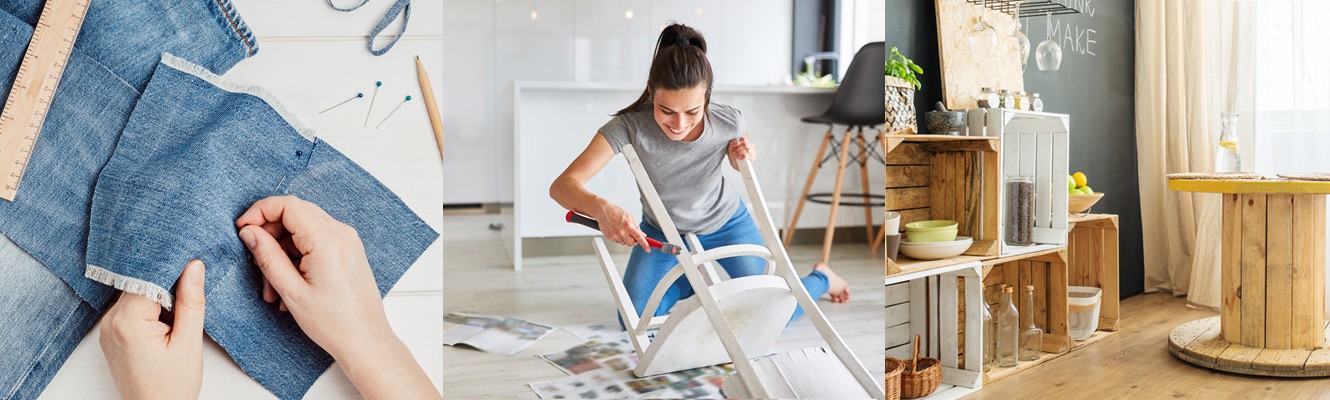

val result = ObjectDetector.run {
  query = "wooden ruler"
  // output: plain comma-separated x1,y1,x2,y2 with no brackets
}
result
0,0,92,201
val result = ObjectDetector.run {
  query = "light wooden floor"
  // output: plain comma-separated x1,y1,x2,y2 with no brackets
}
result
442,211,886,399
965,293,1330,399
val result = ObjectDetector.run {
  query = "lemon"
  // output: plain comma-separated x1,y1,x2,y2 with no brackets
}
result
1073,172,1088,188
1219,140,1239,151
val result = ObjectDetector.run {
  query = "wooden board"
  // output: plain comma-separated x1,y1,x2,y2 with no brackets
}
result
1221,193,1242,342
1169,317,1330,377
1240,194,1267,348
934,0,1025,110
1264,193,1294,349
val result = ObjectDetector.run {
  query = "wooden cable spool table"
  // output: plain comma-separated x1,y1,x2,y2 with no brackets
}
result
1167,178,1330,377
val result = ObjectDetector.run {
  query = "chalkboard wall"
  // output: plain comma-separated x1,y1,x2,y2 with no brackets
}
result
887,0,1143,298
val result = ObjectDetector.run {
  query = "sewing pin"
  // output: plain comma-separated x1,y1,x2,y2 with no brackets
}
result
318,92,363,114
375,95,412,129
364,80,382,127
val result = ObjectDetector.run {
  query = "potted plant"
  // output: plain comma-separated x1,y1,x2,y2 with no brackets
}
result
885,47,923,135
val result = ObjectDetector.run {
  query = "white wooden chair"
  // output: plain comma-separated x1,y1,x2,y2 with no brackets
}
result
589,144,884,399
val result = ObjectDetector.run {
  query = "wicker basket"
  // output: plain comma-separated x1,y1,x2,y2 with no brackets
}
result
885,76,917,134
901,334,941,399
884,357,905,400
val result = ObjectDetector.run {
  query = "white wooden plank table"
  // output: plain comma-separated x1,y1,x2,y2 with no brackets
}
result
40,1,442,398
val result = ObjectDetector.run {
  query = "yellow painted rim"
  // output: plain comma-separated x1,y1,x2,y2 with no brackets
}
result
1168,179,1330,194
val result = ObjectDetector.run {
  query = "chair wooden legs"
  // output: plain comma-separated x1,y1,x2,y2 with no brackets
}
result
783,128,834,245
871,130,890,253
855,127,875,252
821,127,854,265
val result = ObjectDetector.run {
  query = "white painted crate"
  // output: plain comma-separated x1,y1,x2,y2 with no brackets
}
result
885,262,985,395
969,109,1070,255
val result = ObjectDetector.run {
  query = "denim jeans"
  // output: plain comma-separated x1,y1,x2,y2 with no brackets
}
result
0,1,436,399
623,205,829,324
84,54,438,398
0,0,255,310
0,234,102,400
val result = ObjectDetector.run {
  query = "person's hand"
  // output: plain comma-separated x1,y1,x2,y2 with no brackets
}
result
235,195,439,399
234,195,390,359
728,136,755,171
594,201,651,252
100,260,206,400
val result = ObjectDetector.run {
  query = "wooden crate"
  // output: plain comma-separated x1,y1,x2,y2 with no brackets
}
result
974,109,1070,255
883,261,989,393
885,135,1001,259
980,250,1073,354
1067,214,1121,331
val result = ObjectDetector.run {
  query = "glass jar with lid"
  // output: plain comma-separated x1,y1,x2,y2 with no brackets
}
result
1005,175,1034,246
1031,93,1044,112
997,90,1012,109
1013,91,1026,110
977,87,998,108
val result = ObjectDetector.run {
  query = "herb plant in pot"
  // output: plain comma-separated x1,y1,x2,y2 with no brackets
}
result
885,47,923,135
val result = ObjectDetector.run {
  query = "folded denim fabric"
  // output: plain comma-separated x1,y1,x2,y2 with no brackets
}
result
83,53,438,399
0,233,103,400
0,0,256,90
0,0,255,311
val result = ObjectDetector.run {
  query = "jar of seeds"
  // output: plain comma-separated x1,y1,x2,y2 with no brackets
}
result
1005,176,1034,246
977,87,998,108
1031,93,1044,112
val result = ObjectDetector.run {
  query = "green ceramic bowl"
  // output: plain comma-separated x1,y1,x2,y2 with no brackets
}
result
904,220,959,242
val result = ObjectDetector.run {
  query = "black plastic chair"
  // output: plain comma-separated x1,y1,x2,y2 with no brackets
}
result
785,42,887,264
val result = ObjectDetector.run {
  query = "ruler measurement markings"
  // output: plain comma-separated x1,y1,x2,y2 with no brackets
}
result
0,0,91,200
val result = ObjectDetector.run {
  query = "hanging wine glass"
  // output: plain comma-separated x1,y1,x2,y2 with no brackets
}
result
967,0,999,58
1035,11,1062,71
1007,1,1031,71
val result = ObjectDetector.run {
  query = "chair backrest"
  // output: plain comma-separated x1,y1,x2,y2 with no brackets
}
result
819,42,887,127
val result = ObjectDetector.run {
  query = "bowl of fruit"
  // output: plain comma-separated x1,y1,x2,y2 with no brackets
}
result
1067,172,1103,215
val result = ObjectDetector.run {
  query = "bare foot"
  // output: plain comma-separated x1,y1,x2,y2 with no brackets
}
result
814,263,850,303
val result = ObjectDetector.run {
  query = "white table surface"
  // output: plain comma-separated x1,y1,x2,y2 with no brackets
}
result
39,1,443,398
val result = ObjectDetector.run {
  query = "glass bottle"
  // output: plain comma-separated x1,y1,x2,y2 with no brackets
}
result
982,299,995,371
1020,285,1043,361
997,286,1019,367
1031,93,1044,112
1215,113,1242,173
1013,91,1025,110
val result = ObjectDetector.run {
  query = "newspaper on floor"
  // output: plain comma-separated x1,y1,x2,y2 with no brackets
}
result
529,364,732,399
531,338,734,399
442,312,555,356
562,320,629,342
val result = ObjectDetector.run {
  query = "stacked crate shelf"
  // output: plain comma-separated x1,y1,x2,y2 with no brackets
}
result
885,110,1119,396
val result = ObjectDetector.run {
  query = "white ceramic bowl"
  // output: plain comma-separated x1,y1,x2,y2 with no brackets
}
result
899,236,973,260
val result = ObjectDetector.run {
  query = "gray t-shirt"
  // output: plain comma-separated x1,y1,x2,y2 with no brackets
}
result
599,102,745,235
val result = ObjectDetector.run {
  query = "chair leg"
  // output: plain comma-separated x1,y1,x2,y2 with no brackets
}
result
855,126,876,252
872,129,891,253
821,127,854,265
783,127,834,245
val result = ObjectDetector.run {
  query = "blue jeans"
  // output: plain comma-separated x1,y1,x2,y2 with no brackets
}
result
0,2,436,399
623,205,829,325
0,235,102,400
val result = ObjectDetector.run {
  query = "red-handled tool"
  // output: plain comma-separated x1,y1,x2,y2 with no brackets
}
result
565,211,682,255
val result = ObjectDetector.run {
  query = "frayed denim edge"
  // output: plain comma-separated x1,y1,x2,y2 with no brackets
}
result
85,264,175,310
158,53,316,142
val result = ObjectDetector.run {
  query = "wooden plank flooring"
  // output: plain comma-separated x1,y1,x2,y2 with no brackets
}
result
442,211,885,399
964,293,1330,399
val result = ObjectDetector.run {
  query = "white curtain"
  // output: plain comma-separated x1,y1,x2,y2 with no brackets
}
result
1135,0,1253,308
1250,0,1330,315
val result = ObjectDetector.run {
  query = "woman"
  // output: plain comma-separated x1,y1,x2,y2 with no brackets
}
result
549,23,850,325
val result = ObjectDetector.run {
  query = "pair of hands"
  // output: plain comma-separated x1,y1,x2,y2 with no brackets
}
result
99,196,410,399
597,138,755,249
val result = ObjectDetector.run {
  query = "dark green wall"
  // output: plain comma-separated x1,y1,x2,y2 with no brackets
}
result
886,0,1143,298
